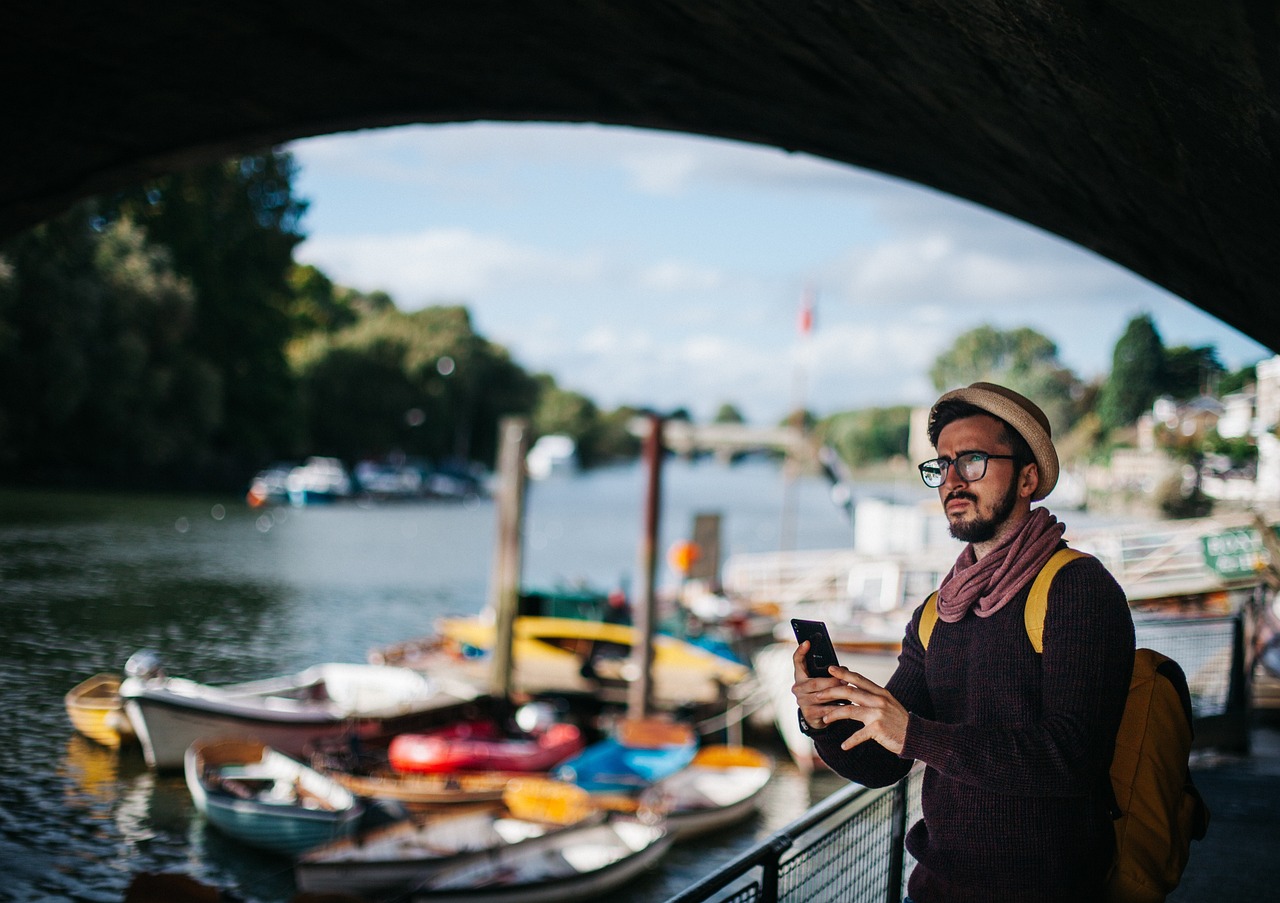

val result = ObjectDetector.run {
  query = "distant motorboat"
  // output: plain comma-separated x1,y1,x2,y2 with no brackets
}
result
526,434,578,480
119,650,480,770
287,456,353,505
185,737,364,857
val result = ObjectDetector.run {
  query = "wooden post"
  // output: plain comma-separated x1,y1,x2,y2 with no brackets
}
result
628,413,664,720
488,416,530,701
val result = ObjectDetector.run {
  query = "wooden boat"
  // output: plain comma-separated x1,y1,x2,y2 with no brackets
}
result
553,718,697,795
638,744,773,840
184,737,365,857
294,777,601,898
388,720,584,775
119,650,480,770
409,813,673,903
370,615,752,709
64,672,136,749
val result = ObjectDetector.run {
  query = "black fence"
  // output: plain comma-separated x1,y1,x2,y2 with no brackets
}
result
667,610,1252,903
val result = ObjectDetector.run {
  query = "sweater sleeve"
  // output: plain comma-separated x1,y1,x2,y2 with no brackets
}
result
898,558,1134,797
810,602,933,787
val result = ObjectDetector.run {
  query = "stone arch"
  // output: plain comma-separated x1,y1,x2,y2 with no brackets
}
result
2,2,1277,349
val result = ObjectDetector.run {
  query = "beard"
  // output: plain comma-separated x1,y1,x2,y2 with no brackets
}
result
947,475,1020,543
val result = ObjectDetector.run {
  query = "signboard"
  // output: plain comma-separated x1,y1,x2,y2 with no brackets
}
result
1202,528,1266,579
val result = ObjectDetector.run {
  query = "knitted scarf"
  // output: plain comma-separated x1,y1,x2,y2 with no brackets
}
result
935,506,1066,623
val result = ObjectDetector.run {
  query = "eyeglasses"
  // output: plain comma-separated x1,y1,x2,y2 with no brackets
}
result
918,452,1019,488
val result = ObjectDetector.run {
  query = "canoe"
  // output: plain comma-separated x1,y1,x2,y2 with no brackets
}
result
119,649,480,770
184,737,365,857
639,744,773,840
64,672,136,749
410,813,673,903
553,718,697,795
388,720,584,775
294,777,601,898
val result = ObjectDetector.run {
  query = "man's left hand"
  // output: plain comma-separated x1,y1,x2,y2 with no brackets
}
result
821,665,910,755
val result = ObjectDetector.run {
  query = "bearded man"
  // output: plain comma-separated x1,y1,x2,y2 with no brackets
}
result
791,382,1134,903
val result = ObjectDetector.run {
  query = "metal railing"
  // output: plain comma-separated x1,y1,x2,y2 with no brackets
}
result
667,611,1252,903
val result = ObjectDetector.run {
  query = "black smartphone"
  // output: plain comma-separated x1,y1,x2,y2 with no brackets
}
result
791,618,842,679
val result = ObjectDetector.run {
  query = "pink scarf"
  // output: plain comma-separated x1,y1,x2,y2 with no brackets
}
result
935,506,1066,623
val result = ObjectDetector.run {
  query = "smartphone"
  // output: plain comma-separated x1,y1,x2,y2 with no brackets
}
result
791,618,842,679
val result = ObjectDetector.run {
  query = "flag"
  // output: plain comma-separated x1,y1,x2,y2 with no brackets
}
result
798,287,816,337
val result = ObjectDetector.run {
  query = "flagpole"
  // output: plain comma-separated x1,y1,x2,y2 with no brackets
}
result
781,286,815,552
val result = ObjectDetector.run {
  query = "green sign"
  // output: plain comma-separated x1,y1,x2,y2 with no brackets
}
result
1202,528,1266,579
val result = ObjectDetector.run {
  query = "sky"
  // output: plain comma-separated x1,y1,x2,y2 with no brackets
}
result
286,122,1274,426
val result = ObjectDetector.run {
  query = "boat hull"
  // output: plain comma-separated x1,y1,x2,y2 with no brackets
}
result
185,738,364,857
64,673,136,749
121,659,479,770
411,817,672,903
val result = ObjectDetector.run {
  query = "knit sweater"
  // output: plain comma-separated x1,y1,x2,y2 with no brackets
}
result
812,552,1134,903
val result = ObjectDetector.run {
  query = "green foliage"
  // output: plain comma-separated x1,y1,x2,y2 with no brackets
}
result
108,151,307,474
1218,363,1257,397
1099,314,1165,430
531,376,640,467
816,406,912,468
713,403,745,424
1161,345,1224,400
0,207,220,485
928,323,1082,438
291,306,540,466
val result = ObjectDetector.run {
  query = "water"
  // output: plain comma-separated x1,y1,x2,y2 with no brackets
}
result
0,458,928,902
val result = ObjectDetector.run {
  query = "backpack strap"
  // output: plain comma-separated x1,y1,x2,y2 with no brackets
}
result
920,592,940,650
919,547,1090,652
1023,548,1090,653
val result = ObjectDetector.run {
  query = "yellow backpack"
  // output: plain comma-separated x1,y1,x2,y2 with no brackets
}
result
920,548,1210,903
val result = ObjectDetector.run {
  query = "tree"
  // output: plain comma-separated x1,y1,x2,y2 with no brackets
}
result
1161,345,1224,400
0,206,220,485
816,406,912,468
929,324,1081,437
109,150,307,480
1099,314,1165,430
713,403,746,424
291,306,540,467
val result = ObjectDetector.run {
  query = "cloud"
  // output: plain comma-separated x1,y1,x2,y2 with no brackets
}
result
296,229,604,305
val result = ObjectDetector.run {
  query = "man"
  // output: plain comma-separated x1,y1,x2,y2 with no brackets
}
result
791,382,1134,902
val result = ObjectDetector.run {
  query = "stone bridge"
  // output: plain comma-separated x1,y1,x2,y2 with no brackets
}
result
2,2,1278,352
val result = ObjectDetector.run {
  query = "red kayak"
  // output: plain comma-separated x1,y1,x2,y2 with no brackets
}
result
388,720,585,775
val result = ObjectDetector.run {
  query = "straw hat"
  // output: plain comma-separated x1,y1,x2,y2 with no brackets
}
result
931,382,1059,501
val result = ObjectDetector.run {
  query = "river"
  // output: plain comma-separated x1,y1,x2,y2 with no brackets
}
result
0,457,936,902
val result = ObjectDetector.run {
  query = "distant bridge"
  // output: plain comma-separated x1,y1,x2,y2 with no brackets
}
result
629,418,816,462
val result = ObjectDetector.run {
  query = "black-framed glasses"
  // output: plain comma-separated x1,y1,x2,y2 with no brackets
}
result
918,452,1019,488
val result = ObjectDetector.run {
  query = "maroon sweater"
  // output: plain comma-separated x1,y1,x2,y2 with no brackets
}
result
812,553,1134,903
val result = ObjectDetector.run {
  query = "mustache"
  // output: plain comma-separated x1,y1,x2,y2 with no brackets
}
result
945,490,977,504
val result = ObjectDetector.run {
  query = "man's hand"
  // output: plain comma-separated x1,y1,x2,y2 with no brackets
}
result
790,642,909,755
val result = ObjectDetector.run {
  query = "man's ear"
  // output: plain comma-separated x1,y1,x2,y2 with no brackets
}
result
1019,462,1039,499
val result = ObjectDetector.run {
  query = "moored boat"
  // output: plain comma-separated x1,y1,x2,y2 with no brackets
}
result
409,813,672,903
388,720,584,775
120,650,480,770
371,615,752,712
639,744,773,840
294,777,601,898
184,737,364,857
553,718,698,795
64,672,136,749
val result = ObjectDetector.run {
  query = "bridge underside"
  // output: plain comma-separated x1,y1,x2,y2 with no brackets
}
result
2,2,1278,352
